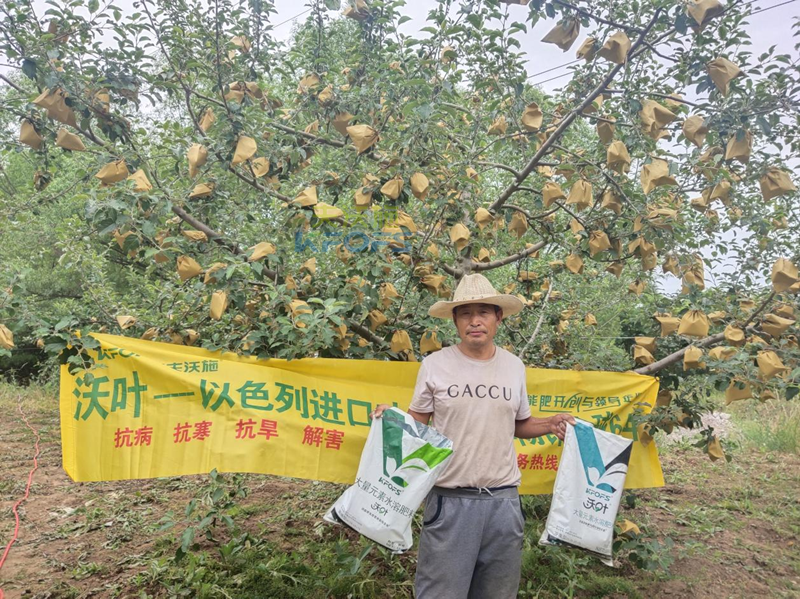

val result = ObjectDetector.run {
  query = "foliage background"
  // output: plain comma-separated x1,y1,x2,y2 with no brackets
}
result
1,0,799,456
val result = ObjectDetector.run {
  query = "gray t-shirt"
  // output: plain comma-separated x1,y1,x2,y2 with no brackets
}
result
409,344,532,488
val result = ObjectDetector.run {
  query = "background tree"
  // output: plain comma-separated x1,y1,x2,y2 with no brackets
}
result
1,0,799,460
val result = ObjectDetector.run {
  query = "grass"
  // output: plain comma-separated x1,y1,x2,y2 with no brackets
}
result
728,399,800,454
1,382,799,598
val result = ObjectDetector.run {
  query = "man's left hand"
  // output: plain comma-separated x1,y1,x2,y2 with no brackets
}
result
548,413,576,441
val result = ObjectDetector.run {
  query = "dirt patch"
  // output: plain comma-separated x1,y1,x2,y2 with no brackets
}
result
0,399,334,598
1,390,799,598
661,411,736,444
631,450,800,598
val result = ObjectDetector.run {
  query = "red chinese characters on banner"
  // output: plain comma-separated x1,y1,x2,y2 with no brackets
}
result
235,418,257,439
301,426,345,450
257,419,278,440
193,420,213,440
168,419,280,443
114,426,153,448
234,418,279,440
173,422,193,443
516,453,559,471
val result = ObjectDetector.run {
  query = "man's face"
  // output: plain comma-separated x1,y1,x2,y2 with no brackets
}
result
452,303,503,349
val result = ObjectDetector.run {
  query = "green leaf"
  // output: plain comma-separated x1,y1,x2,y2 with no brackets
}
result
45,341,67,354
21,58,37,80
55,317,73,331
323,0,340,10
675,12,688,35
81,336,100,349
88,0,99,12
180,527,195,553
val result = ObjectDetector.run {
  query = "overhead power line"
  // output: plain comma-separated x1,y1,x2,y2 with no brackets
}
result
526,0,797,86
526,59,582,80
749,0,797,15
272,7,312,29
531,70,574,86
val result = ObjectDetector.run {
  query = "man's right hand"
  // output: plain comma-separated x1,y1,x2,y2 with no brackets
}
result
369,404,391,419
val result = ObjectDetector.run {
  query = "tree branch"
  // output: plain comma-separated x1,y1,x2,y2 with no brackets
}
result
634,291,778,375
348,320,390,349
640,42,680,63
488,10,662,213
170,206,236,251
476,161,520,178
551,143,635,213
503,204,560,222
580,112,634,127
472,240,547,272
604,89,699,108
633,332,724,376
0,72,24,92
440,262,460,277
519,283,553,360
517,186,542,195
553,0,644,34
502,204,533,218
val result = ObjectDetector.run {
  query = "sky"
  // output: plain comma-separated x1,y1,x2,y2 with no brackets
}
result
266,0,800,96
7,0,794,100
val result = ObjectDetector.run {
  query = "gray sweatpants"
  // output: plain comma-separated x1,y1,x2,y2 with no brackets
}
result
415,486,524,599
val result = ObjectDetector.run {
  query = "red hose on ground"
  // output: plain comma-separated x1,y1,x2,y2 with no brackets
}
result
0,395,42,599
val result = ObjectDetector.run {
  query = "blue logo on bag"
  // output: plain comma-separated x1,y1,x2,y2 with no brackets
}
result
573,422,632,494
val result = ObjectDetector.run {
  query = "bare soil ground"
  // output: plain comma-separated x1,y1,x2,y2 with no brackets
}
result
1,387,798,598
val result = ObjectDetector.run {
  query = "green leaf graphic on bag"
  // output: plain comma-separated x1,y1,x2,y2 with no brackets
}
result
382,409,452,487
324,408,454,553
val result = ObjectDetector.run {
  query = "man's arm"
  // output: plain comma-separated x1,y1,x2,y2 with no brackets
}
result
515,413,575,441
371,359,433,425
408,409,432,425
370,404,432,426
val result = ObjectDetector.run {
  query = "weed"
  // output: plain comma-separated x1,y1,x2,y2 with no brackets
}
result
159,468,249,561
71,560,105,581
732,400,800,454
37,581,82,598
3,384,799,598
676,539,707,558
674,505,729,535
614,535,675,572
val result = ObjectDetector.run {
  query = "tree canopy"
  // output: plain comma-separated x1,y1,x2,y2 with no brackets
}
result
1,0,799,459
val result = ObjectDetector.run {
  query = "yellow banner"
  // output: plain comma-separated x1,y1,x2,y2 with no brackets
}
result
60,334,664,494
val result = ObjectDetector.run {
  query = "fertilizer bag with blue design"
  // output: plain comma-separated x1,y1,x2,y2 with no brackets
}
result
539,420,633,566
324,407,453,553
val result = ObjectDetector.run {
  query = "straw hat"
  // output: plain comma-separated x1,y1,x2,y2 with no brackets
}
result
428,273,524,319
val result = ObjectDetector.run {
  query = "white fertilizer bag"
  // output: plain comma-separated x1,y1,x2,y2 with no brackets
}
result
324,407,453,553
539,420,633,566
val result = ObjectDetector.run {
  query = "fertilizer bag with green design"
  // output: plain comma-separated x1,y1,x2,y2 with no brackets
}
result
539,420,633,566
324,407,453,552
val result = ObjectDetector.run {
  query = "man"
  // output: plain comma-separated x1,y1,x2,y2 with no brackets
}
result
371,273,575,599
